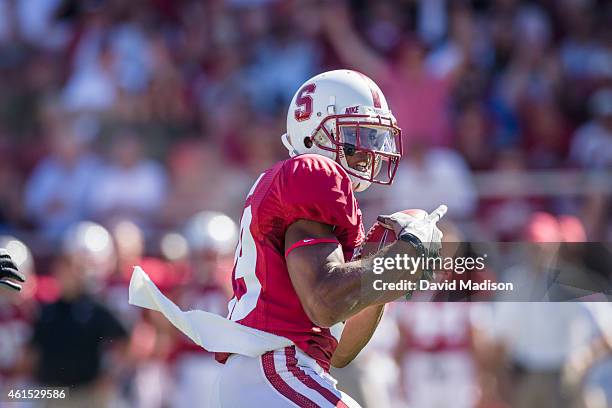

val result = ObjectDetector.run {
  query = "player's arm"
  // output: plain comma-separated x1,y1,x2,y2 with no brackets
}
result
319,1,387,79
331,304,385,368
285,207,445,328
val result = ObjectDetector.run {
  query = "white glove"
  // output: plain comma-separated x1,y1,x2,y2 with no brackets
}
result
377,205,448,257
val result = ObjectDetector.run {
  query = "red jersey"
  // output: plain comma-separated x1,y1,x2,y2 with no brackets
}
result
225,154,364,370
396,303,472,352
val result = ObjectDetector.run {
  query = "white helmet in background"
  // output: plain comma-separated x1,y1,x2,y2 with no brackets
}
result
62,221,115,280
282,70,402,192
0,236,34,277
0,236,35,299
183,211,238,255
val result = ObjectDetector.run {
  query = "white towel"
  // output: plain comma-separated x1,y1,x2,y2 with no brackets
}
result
128,266,293,357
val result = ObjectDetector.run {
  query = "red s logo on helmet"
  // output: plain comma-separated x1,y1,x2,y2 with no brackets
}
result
294,83,316,122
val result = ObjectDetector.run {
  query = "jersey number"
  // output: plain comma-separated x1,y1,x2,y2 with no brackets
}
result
227,174,264,321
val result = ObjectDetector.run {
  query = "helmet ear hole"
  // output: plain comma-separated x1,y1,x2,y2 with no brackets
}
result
303,137,313,148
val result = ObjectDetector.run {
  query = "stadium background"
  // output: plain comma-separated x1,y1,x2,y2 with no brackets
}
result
0,0,611,407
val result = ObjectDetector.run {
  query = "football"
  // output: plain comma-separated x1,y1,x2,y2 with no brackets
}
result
353,209,428,260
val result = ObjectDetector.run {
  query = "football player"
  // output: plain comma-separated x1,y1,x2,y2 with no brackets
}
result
171,211,238,408
212,70,447,407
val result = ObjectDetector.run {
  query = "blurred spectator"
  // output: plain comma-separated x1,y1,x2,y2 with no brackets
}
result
103,220,146,327
454,102,496,170
394,303,480,408
322,1,457,148
62,39,118,113
416,0,448,47
570,88,612,241
28,250,127,407
500,212,565,301
492,213,589,408
162,139,251,225
492,302,579,408
0,140,25,230
481,149,541,241
24,121,100,242
570,88,612,169
426,4,490,78
89,130,167,229
558,0,612,83
107,219,182,408
523,101,572,169
493,4,560,114
15,0,71,50
244,11,321,115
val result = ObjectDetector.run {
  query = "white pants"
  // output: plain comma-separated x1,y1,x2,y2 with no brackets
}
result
210,346,362,407
173,355,222,408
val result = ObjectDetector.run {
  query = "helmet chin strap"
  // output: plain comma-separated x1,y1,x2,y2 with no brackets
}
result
281,133,298,157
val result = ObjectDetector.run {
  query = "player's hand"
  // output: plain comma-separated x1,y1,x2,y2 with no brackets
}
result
377,205,448,257
0,249,25,291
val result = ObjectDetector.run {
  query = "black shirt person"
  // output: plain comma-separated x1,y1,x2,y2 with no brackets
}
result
29,254,127,408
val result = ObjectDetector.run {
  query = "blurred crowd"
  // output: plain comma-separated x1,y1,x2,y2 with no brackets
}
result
0,0,611,407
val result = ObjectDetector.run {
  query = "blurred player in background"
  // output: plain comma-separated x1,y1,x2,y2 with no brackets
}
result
170,211,236,408
106,219,176,408
330,311,401,408
395,303,480,408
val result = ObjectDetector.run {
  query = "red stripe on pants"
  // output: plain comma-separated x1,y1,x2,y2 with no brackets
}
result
261,350,320,407
285,347,349,408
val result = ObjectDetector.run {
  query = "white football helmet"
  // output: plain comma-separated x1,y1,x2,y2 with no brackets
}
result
62,221,115,281
183,211,238,255
282,70,402,192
